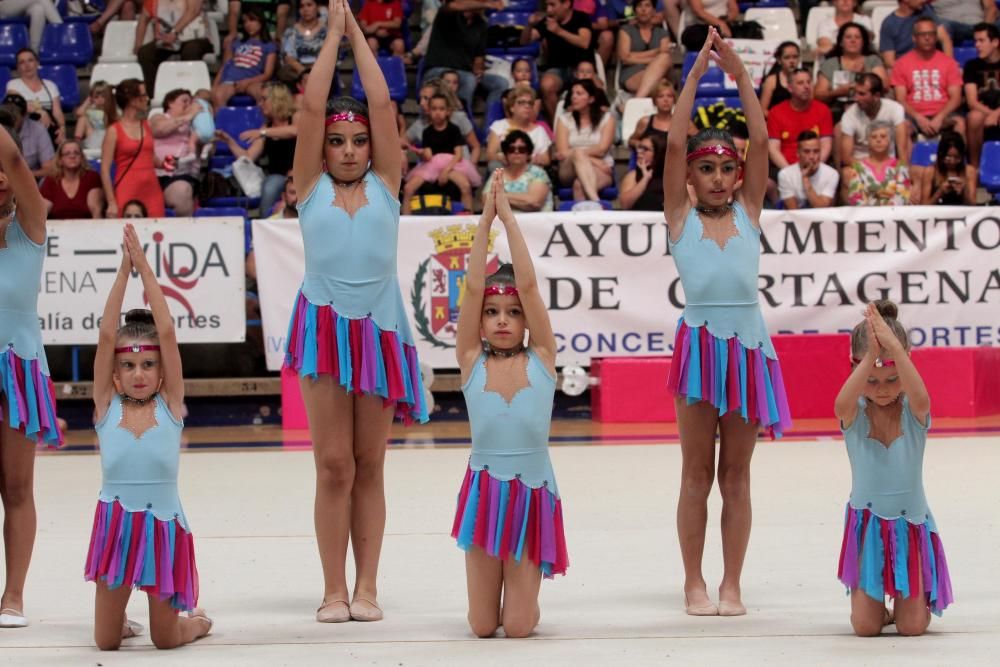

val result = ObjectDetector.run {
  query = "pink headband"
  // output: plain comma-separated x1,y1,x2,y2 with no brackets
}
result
686,144,740,163
485,284,519,297
115,344,161,354
851,356,896,368
325,111,369,127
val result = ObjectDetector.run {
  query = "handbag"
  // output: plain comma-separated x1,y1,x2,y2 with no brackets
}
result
232,156,265,197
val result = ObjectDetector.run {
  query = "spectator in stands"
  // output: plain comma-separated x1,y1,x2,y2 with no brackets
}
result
839,73,909,167
75,82,117,154
679,0,739,51
522,0,595,122
511,57,535,89
616,0,672,101
628,80,694,148
121,199,149,217
816,0,873,58
135,0,214,99
590,0,623,70
211,7,278,109
224,1,292,51
759,41,800,116
934,0,998,46
481,130,554,212
0,0,62,52
267,171,297,217
278,0,327,85
421,0,508,119
767,69,834,171
965,23,1000,168
40,139,104,219
777,130,839,209
152,89,204,216
90,0,141,36
101,79,165,218
359,0,405,57
891,16,965,140
405,0,441,64
6,49,66,145
814,23,889,120
554,78,615,202
407,79,480,165
879,0,952,70
572,60,606,91
215,82,298,216
485,84,551,170
917,131,978,205
1,93,55,180
841,120,912,205
401,92,482,214
619,131,665,210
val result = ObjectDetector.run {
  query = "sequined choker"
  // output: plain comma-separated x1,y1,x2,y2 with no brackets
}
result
695,204,732,218
486,342,524,358
121,392,156,406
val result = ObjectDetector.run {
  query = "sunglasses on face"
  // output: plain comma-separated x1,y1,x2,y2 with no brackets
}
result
505,145,529,154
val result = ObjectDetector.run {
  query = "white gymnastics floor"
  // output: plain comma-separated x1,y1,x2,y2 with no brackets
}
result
2,434,999,666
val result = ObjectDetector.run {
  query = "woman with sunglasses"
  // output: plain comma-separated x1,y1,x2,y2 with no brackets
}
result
481,130,553,212
100,80,164,219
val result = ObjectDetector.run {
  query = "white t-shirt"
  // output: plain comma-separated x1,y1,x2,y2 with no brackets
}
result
6,78,60,110
817,14,874,47
778,162,840,208
840,98,905,160
487,119,552,159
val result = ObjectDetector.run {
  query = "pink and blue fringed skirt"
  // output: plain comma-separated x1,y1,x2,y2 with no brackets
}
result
85,499,199,612
284,290,429,424
451,465,569,578
838,505,953,615
0,347,61,447
667,319,792,439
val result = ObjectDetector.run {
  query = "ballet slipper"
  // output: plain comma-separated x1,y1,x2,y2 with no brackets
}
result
684,593,719,616
121,616,144,638
0,608,28,628
349,597,383,622
316,599,351,623
189,608,214,639
718,600,747,616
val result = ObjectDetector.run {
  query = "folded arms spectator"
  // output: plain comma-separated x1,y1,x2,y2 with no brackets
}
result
482,130,553,212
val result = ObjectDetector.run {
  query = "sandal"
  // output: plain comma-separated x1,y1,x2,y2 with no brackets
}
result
349,597,383,622
316,599,351,623
0,608,27,628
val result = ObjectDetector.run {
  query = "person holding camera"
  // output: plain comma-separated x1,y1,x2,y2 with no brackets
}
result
916,131,977,205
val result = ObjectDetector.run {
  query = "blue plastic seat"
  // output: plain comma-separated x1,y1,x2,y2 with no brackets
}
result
194,206,249,219
953,46,977,69
351,55,407,103
227,94,257,107
738,0,788,10
214,106,265,156
979,141,1000,193
487,12,539,57
57,0,105,22
39,64,80,108
484,99,506,131
0,24,29,68
911,141,938,167
0,69,9,94
39,22,94,66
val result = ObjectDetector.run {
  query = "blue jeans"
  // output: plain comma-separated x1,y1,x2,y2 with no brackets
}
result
422,67,508,119
260,174,287,217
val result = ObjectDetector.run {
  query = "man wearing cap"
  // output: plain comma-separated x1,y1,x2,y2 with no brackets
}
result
1,93,55,179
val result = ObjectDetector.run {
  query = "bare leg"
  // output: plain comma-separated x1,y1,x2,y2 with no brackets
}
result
716,412,758,615
348,394,393,621
631,53,672,98
164,180,195,216
447,170,473,212
967,109,986,167
850,589,888,637
465,547,503,638
675,397,719,613
401,175,426,214
540,73,562,123
0,421,37,617
500,555,543,638
300,375,355,618
596,30,615,69
147,595,212,649
93,582,132,650
570,149,600,200
893,593,931,636
211,82,235,109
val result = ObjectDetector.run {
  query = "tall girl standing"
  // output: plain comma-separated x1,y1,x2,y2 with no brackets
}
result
663,29,792,617
0,113,61,629
285,0,428,624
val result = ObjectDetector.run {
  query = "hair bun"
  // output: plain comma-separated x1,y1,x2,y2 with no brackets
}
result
123,308,155,326
873,299,898,320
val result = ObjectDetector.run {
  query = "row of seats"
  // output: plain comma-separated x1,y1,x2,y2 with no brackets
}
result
0,21,93,67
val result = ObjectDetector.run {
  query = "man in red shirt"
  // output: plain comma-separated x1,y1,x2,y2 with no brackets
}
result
359,0,405,57
767,68,834,170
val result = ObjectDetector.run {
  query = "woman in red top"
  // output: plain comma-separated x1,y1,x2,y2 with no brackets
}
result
100,79,165,218
40,140,104,219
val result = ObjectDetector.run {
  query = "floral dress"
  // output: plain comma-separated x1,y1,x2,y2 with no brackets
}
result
846,157,911,206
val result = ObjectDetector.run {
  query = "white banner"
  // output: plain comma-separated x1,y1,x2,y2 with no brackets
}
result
255,207,1000,371
39,218,246,345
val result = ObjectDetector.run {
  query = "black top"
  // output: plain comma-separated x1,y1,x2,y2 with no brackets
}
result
422,122,465,155
631,170,665,211
767,72,792,109
963,57,1000,110
534,10,594,69
423,5,487,73
264,136,295,175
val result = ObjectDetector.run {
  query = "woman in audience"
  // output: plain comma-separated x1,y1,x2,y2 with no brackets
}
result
134,0,212,98
842,120,911,206
481,130,554,212
555,79,615,203
151,88,205,216
216,83,299,216
6,48,66,144
101,79,164,218
616,0,672,100
485,84,551,171
121,199,148,218
74,82,117,153
40,139,104,219
759,41,800,116
628,80,695,148
619,132,666,210
815,0,872,58
917,131,978,206
279,0,327,85
211,7,278,109
815,22,888,119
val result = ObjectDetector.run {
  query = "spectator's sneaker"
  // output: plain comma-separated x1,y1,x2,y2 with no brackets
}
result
571,200,603,212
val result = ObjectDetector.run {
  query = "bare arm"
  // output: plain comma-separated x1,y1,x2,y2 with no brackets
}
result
455,191,495,375
839,130,855,168
172,0,204,36
0,125,47,243
894,122,910,164
134,11,151,54
466,130,481,166
758,75,776,115
986,0,999,24
50,94,66,138
965,165,978,206
101,123,119,215
585,114,615,158
819,136,832,164
966,82,992,115
93,238,132,421
87,187,105,219
768,138,789,169
619,169,650,209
